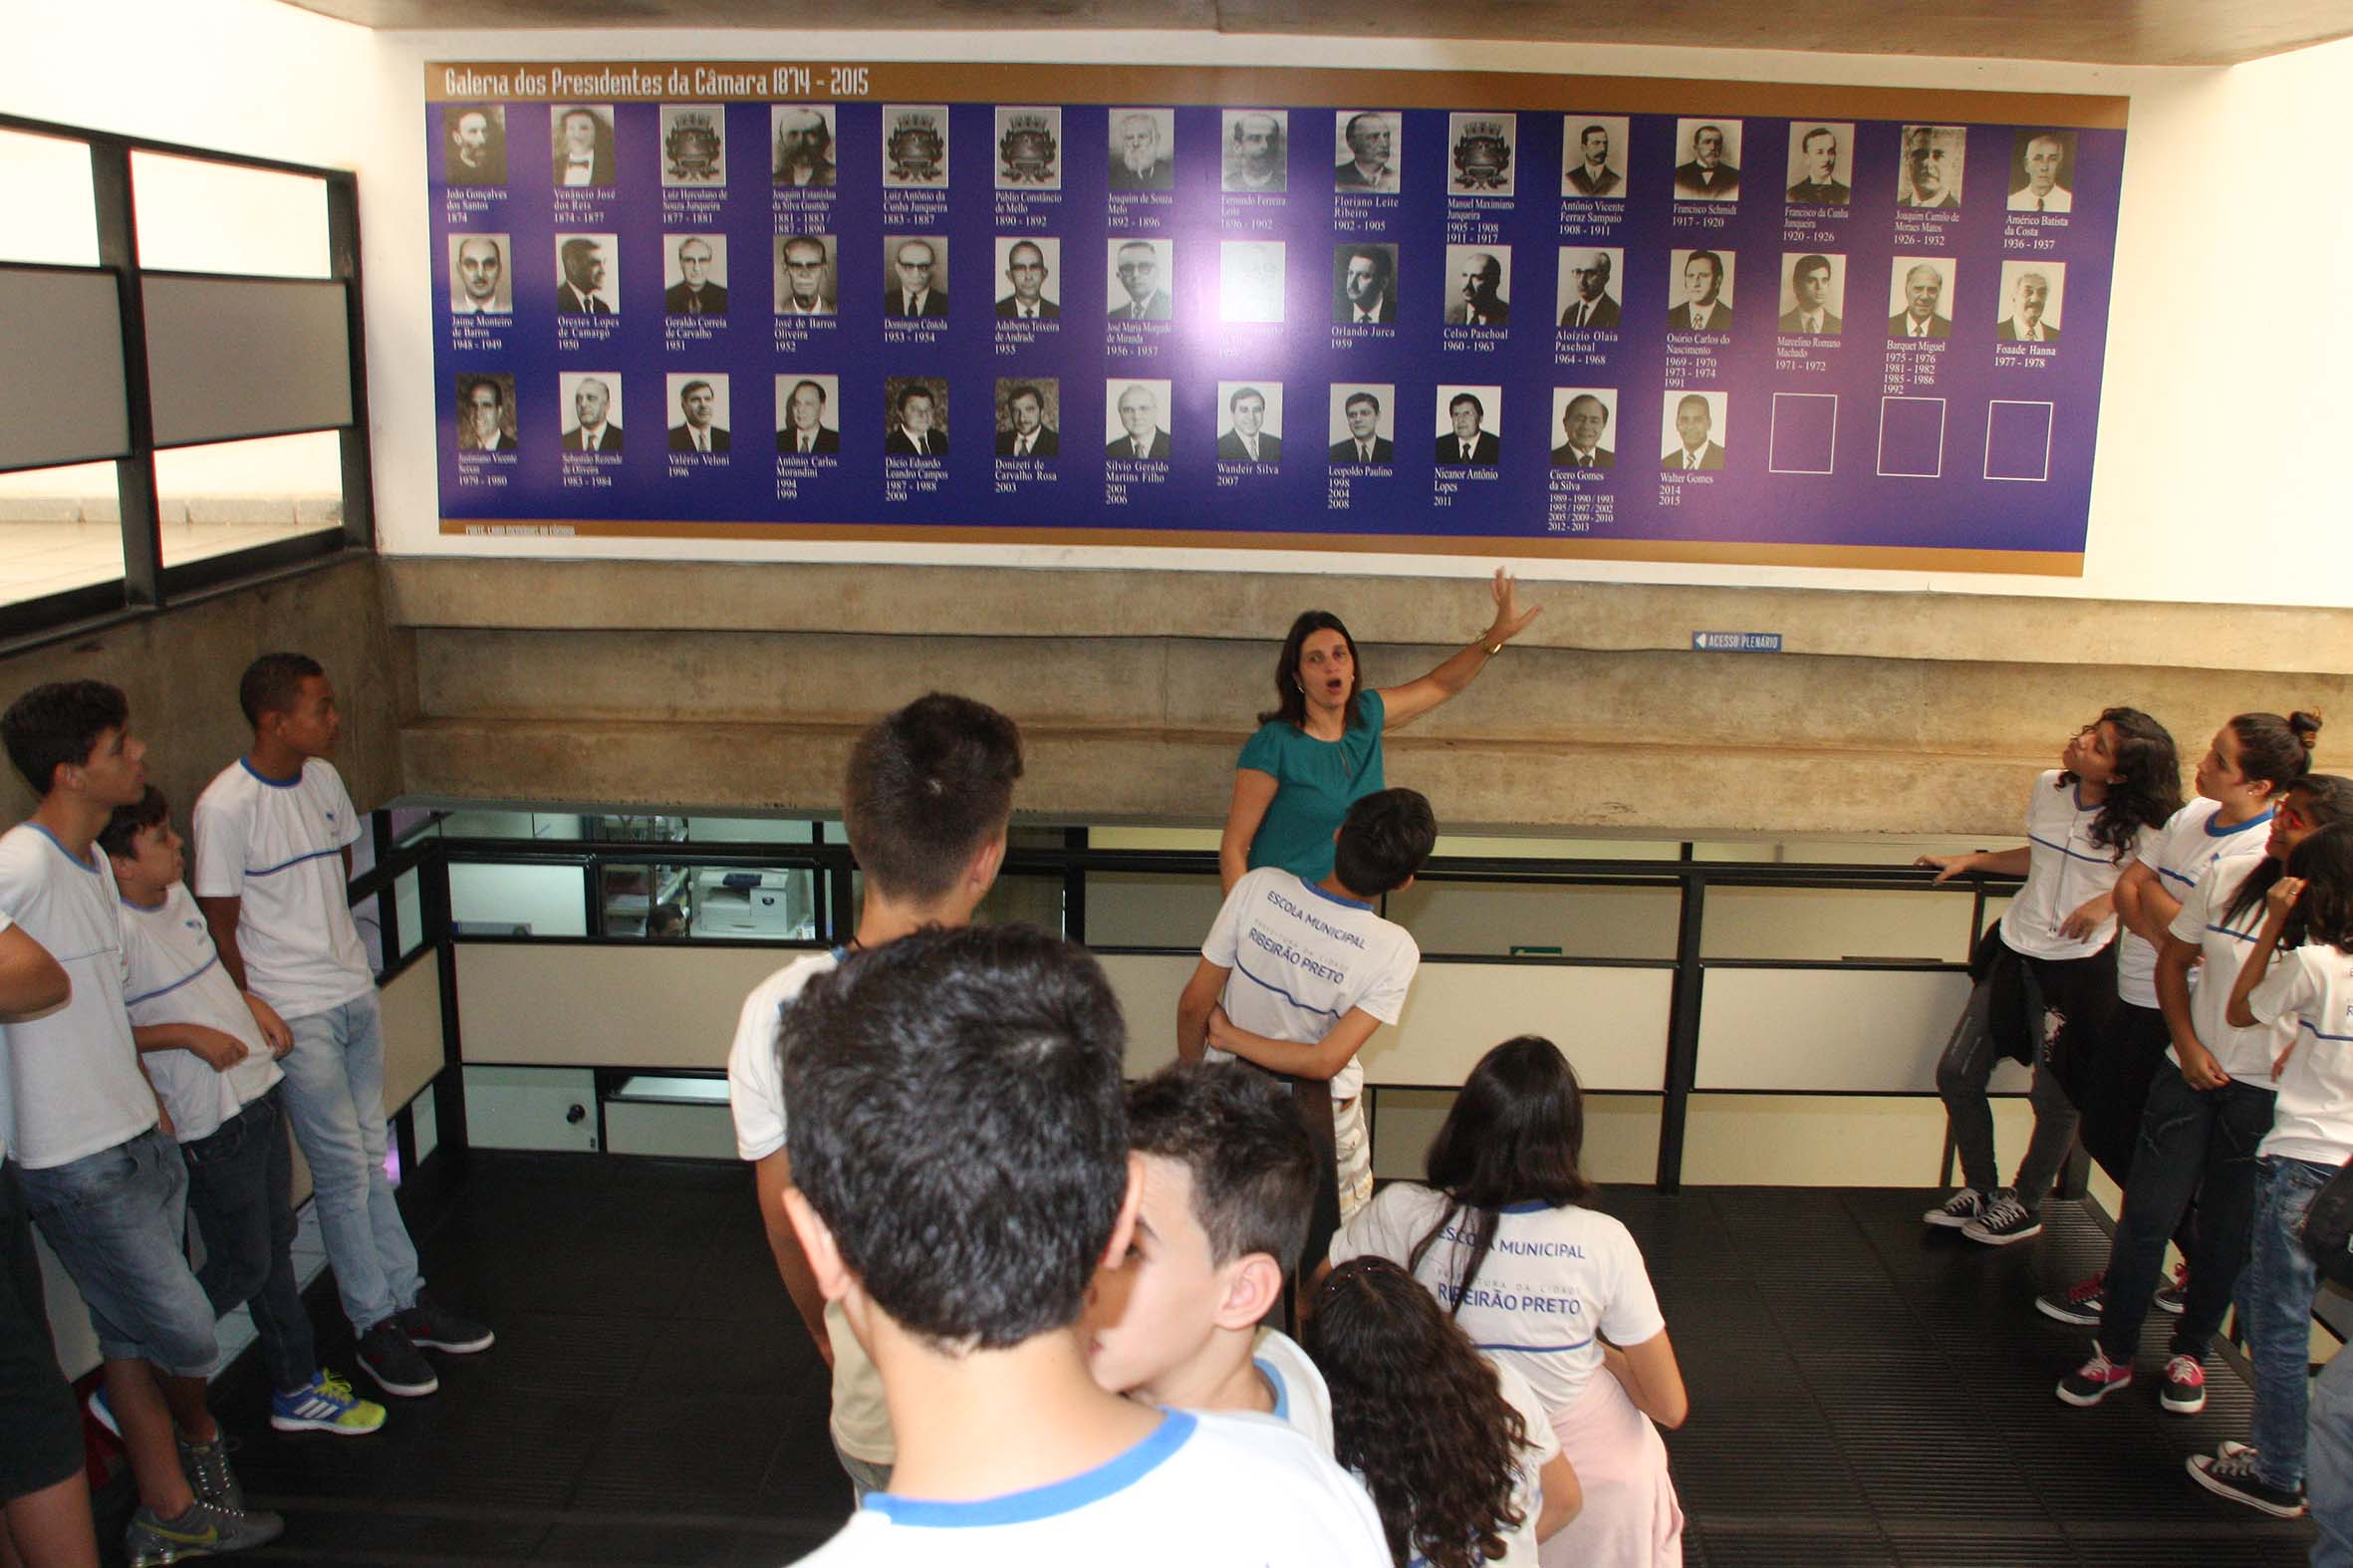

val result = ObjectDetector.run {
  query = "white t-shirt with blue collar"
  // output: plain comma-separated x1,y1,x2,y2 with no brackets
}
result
0,825,156,1169
2115,797,2271,1009
1248,1327,1334,1455
2247,941,2353,1166
121,882,283,1145
192,757,370,1019
1200,866,1419,1100
796,1407,1390,1565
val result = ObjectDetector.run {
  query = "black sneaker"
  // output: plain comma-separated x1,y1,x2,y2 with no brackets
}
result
2056,1347,2133,1406
396,1291,495,1354
2189,1443,2305,1517
2035,1272,2107,1326
1924,1187,1992,1228
358,1318,440,1398
1961,1188,2043,1245
2156,1259,2189,1315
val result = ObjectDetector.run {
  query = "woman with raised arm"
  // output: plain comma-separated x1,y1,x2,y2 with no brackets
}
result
1218,569,1541,894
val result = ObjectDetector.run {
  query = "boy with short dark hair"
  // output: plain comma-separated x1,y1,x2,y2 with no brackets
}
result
1085,1061,1333,1451
0,680,282,1562
780,924,1389,1563
1177,787,1437,1219
726,692,1023,1499
105,786,385,1438
194,653,490,1401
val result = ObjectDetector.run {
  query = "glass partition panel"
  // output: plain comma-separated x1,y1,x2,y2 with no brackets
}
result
0,129,98,266
449,863,588,937
0,461,122,608
1384,879,1681,960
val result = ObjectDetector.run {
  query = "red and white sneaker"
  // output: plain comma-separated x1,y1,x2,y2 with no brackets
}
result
2057,1347,2134,1407
2162,1355,2207,1415
2034,1272,2107,1326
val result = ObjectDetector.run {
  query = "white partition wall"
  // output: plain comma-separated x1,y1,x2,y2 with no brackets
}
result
1696,966,2027,1093
456,943,803,1068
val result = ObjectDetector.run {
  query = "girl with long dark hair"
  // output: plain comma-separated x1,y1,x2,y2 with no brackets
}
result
2039,712,2319,1324
1331,1036,1687,1565
1306,1257,1579,1568
2058,772,2353,1419
1919,707,2182,1245
1218,571,1540,893
2189,822,2353,1517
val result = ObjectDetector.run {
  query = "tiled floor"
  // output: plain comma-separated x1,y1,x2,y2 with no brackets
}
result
90,1156,2319,1566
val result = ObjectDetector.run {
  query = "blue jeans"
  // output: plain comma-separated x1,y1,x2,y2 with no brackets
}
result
181,1087,316,1394
2095,1071,2273,1363
2244,1155,2335,1491
17,1130,219,1377
279,992,421,1336
2311,1345,2353,1566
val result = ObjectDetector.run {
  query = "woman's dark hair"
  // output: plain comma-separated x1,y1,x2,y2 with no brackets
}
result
2060,706,2183,860
2287,822,2353,956
2228,710,2324,795
2223,775,2353,933
1407,1036,1596,1316
1256,611,1364,731
1305,1258,1527,1568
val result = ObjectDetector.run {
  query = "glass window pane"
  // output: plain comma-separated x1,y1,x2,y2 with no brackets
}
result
0,131,98,267
352,892,385,974
0,461,123,608
131,152,330,278
1086,870,1224,948
153,430,343,569
600,864,654,936
394,868,425,960
1383,879,1681,960
974,873,1064,935
449,863,588,936
677,865,818,940
1700,885,1974,963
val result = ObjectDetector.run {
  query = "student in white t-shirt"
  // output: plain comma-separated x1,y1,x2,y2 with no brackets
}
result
1308,1256,1578,1568
726,693,1024,1502
194,654,492,1404
0,680,282,1561
2190,822,2353,1519
1332,1035,1687,1566
1918,708,2183,1245
1085,1062,1333,1453
780,925,1390,1565
1177,786,1432,1242
2060,773,2353,1418
0,915,94,1568
2041,714,2318,1330
104,785,386,1438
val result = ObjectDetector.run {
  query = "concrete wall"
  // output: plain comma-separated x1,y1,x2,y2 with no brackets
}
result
0,558,403,823
389,558,2351,835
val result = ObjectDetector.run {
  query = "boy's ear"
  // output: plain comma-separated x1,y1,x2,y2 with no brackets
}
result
1099,1153,1146,1272
1210,1251,1285,1332
1396,873,1415,894
961,826,1009,902
782,1185,853,1303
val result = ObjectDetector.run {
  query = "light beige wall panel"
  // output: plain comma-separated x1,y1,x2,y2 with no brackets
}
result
454,943,808,1068
1697,967,2031,1093
1098,952,1194,1080
1377,963,1671,1090
1682,1094,2033,1185
1088,871,1226,950
1372,1089,1661,1185
380,959,445,1113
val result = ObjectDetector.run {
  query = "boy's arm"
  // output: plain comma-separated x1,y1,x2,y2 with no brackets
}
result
196,898,252,990
131,1022,250,1071
751,1147,834,1368
0,923,68,1019
1176,957,1228,1063
1204,1004,1383,1082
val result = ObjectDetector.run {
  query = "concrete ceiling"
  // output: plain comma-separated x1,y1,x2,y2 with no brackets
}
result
286,0,2353,67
